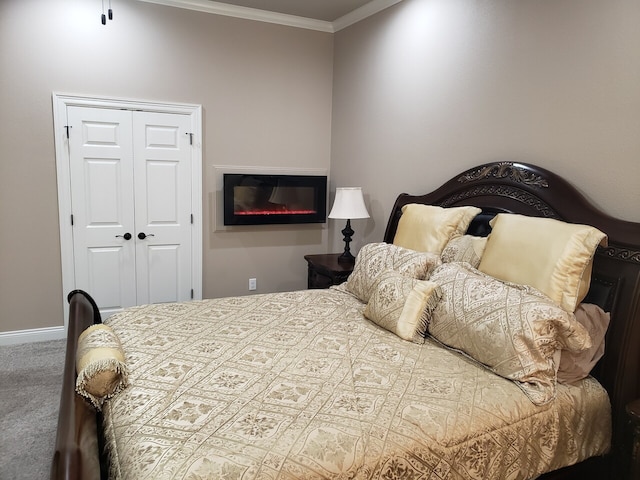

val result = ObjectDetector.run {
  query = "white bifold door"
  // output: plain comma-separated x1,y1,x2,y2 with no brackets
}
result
67,106,194,318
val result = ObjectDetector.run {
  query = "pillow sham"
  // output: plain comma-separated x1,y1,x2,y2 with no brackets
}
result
345,242,441,303
76,323,129,410
478,213,607,312
440,234,487,268
557,303,610,384
393,204,482,254
364,269,442,343
428,262,592,405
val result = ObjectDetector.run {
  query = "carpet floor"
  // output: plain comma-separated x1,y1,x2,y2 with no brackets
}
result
0,339,66,480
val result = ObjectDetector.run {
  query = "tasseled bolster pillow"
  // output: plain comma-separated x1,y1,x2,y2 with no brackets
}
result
75,324,128,410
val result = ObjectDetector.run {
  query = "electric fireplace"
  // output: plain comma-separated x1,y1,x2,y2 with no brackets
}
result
223,174,327,226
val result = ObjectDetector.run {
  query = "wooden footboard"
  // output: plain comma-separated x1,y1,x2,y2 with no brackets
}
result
50,290,104,480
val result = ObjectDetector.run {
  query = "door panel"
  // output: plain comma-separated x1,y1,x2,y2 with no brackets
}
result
82,119,121,146
133,112,192,305
82,159,122,226
86,246,133,317
146,161,179,223
146,245,180,304
68,106,136,317
145,124,180,149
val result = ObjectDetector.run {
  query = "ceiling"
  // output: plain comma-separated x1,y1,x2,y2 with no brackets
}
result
210,0,376,22
139,0,403,32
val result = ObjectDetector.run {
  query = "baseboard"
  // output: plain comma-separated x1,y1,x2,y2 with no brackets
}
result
0,326,66,346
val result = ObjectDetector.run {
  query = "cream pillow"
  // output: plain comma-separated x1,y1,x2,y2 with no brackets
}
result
440,234,488,268
478,214,607,312
76,324,129,410
429,262,592,405
393,204,482,254
345,242,441,303
364,269,442,343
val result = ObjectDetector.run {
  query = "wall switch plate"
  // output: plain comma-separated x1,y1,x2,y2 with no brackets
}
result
249,278,257,291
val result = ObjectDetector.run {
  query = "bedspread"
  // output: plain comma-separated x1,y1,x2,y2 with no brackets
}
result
103,288,610,480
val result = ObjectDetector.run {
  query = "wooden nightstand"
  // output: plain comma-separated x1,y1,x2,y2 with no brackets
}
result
304,253,354,289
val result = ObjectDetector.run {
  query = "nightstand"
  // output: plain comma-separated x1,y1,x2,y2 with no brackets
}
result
304,253,354,289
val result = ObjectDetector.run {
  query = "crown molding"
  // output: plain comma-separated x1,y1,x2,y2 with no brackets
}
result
136,0,403,33
136,0,333,32
333,0,403,32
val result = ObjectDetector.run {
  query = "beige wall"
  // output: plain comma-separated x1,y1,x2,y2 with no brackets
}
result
331,0,640,250
3,0,640,337
0,0,333,334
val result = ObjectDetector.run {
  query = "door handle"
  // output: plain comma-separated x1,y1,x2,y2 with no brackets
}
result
115,233,132,240
137,232,155,240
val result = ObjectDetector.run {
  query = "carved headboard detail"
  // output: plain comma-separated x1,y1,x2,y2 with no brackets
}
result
457,161,550,188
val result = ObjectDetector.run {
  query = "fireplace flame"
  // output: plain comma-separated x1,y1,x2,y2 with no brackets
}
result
236,209,317,216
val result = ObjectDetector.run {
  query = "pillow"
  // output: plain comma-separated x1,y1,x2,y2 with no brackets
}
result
558,303,610,384
428,262,592,405
345,242,441,303
76,324,129,410
364,269,442,343
440,234,488,268
393,204,482,254
478,213,607,312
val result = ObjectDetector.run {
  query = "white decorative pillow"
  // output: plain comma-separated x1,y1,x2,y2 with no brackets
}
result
393,204,482,254
429,262,592,405
364,269,442,343
76,324,129,410
557,303,610,384
345,242,441,303
440,234,488,268
478,213,607,312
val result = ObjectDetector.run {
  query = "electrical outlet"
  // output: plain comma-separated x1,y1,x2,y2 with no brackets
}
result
249,278,257,291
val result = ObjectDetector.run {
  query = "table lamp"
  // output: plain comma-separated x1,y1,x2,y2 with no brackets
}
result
328,187,370,262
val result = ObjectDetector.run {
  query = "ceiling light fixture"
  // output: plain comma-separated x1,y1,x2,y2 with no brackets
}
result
101,0,114,25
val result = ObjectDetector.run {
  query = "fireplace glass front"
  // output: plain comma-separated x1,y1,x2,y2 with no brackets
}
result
223,174,327,225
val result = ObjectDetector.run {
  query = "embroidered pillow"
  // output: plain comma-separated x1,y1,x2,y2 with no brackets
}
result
76,324,129,410
429,262,591,405
345,242,441,303
440,234,488,268
364,269,442,343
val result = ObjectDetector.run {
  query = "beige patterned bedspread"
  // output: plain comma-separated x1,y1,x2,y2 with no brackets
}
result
103,288,611,480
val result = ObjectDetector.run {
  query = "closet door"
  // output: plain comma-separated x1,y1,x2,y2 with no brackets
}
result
132,111,192,305
67,106,137,317
67,107,193,318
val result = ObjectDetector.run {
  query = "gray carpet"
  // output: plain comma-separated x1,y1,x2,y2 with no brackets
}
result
0,339,66,480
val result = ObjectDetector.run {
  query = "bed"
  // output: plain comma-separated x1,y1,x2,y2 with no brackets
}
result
51,161,640,480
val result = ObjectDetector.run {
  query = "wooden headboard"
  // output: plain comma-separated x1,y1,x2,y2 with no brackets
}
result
384,161,640,478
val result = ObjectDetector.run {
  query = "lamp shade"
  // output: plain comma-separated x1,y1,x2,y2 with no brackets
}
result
328,187,370,220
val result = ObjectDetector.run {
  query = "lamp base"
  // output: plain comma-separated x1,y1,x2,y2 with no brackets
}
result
338,251,355,263
339,219,355,262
